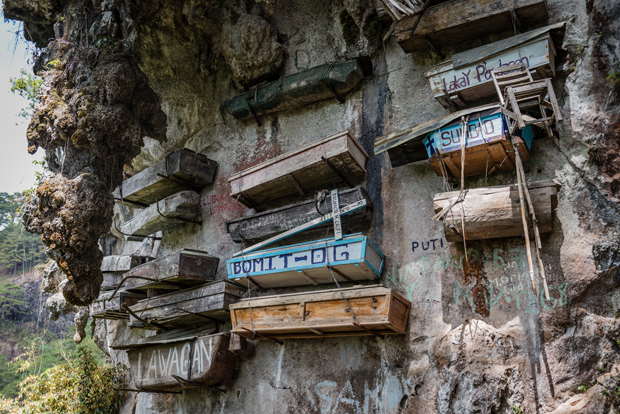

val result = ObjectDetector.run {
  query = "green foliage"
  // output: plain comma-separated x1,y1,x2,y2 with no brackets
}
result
0,341,123,413
9,69,42,120
363,13,382,41
0,192,46,277
510,406,525,414
340,10,359,46
0,283,27,321
578,383,590,393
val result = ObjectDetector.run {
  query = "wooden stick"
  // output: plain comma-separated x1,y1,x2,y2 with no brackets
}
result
514,144,550,300
511,138,537,295
459,116,469,264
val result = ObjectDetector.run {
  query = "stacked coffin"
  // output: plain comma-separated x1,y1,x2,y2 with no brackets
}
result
113,148,217,240
91,255,152,320
223,130,411,340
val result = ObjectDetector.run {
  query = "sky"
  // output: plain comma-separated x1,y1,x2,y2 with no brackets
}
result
0,19,44,195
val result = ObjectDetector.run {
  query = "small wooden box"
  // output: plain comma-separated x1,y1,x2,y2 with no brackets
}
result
124,249,220,293
90,290,147,320
127,333,239,392
113,148,217,207
128,281,246,330
230,285,410,340
227,234,384,289
229,130,368,208
434,180,560,242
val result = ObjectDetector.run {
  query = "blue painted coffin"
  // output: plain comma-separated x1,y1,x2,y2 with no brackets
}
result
422,110,534,158
227,233,384,288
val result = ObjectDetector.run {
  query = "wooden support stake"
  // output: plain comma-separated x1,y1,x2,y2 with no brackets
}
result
511,138,537,295
326,265,355,283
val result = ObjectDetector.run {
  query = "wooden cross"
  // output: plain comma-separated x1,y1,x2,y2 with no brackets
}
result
232,189,365,258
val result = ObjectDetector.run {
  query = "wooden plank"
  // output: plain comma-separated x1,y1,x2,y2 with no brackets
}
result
227,234,385,289
127,333,239,391
229,131,368,208
433,180,560,242
226,187,372,244
111,325,218,350
394,0,549,54
230,286,410,340
128,281,246,330
123,249,220,293
120,191,200,241
101,255,153,272
113,149,217,206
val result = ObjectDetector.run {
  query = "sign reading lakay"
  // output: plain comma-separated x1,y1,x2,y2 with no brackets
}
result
227,234,384,288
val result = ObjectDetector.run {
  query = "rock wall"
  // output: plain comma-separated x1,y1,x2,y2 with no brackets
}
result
5,0,620,412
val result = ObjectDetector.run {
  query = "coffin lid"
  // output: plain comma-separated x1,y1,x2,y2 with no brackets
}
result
450,22,566,70
111,325,220,350
374,104,499,156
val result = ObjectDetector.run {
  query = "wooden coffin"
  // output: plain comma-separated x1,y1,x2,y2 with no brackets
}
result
394,0,549,54
225,187,372,244
91,290,147,320
101,255,153,291
229,130,368,208
123,249,219,293
223,60,364,121
128,281,246,330
433,180,560,242
230,285,410,339
424,109,533,178
426,25,559,109
113,149,217,207
227,234,384,289
127,333,239,391
120,191,200,241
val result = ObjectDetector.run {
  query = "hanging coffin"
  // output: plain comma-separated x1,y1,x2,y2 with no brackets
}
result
126,332,240,392
90,290,147,320
227,234,384,289
393,0,549,54
223,60,364,122
122,249,219,293
374,104,534,178
225,187,372,244
229,130,368,209
113,148,217,207
230,285,410,339
119,191,201,241
101,255,153,291
434,180,560,242
128,281,246,330
426,23,564,109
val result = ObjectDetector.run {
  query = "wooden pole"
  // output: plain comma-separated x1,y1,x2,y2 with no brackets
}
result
514,144,550,300
511,137,537,295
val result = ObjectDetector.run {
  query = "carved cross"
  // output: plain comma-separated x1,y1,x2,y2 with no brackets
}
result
232,189,366,258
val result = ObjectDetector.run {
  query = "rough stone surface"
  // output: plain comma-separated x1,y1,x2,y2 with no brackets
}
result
6,0,620,412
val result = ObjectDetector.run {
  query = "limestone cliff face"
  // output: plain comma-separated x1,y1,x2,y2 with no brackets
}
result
5,0,620,412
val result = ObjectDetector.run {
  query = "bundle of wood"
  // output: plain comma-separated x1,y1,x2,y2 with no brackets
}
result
380,0,424,21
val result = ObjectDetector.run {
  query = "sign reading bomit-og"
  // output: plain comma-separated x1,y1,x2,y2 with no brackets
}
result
227,233,384,288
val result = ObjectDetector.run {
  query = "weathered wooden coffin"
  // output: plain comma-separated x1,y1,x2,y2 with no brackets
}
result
120,191,200,241
230,285,410,339
223,60,364,121
426,23,563,109
225,187,373,244
423,108,533,178
113,149,217,206
227,234,384,289
229,130,368,208
434,180,560,242
393,0,549,54
127,333,239,391
128,281,246,330
123,249,219,293
91,290,147,320
374,104,534,178
101,255,153,291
